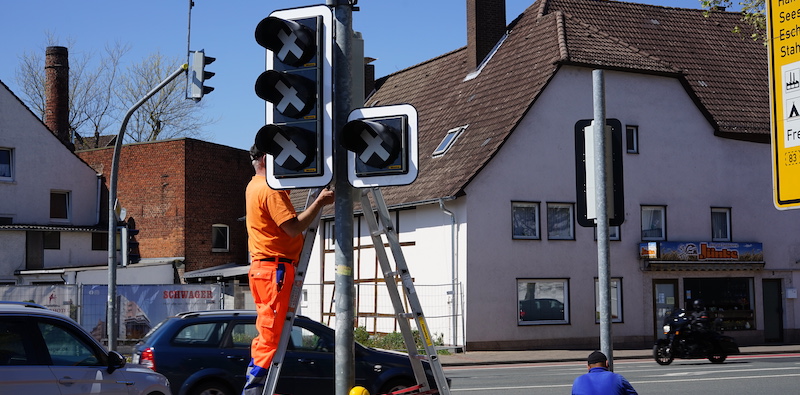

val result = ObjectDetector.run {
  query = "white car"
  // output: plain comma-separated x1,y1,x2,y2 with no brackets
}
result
0,301,171,395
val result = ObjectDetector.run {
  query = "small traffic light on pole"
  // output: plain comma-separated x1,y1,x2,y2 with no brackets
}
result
189,50,215,101
340,104,419,188
120,219,140,266
254,5,333,189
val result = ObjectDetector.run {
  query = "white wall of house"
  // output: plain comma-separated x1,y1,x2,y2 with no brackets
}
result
463,66,800,348
0,83,102,278
305,198,470,345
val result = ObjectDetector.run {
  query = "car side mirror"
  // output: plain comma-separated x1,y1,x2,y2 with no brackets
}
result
107,350,126,374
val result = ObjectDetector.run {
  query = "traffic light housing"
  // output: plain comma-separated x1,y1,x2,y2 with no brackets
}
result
575,118,625,227
340,104,419,188
189,50,215,101
120,219,140,266
254,5,333,189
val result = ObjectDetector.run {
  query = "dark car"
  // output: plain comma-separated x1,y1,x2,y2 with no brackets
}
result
0,301,171,395
132,310,447,395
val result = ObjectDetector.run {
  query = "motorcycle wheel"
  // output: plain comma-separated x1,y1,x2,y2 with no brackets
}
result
653,344,674,365
708,353,727,364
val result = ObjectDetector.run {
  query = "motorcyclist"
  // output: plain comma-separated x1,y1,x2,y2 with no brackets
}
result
690,299,710,332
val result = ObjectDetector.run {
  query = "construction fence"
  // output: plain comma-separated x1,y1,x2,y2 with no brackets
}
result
0,281,465,347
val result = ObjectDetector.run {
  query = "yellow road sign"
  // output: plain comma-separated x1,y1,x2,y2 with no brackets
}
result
768,0,800,209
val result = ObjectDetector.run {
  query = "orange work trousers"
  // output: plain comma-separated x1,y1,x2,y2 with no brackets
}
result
249,259,295,368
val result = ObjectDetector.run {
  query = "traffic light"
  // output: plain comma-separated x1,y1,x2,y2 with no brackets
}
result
575,118,625,227
189,50,215,101
120,219,140,266
339,104,419,188
254,5,333,189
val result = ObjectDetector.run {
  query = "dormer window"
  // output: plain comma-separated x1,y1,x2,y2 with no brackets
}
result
433,125,467,157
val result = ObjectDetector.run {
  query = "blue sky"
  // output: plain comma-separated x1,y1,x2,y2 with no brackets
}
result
0,1,722,151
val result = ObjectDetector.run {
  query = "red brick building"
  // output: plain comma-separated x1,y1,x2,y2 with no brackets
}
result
77,138,253,279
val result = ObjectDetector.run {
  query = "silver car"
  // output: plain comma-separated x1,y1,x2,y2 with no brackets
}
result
0,301,171,395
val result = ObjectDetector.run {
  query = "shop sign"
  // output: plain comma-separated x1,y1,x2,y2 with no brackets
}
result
638,241,764,262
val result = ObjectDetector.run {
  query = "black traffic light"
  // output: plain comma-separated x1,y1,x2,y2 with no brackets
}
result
575,118,625,227
340,104,419,187
254,5,332,189
189,50,215,101
120,219,140,266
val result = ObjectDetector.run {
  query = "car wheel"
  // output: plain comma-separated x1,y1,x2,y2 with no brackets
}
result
378,377,417,394
190,380,234,395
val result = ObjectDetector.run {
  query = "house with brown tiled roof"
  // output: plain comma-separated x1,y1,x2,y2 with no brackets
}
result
302,0,800,350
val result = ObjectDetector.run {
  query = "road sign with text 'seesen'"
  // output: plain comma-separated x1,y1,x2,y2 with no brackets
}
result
768,0,800,209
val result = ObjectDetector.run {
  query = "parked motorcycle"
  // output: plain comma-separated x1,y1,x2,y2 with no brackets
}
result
653,308,739,365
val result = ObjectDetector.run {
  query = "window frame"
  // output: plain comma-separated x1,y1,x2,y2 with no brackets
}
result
594,225,620,241
0,147,12,181
626,125,639,154
512,201,540,240
546,202,574,240
711,207,731,242
43,231,61,250
432,125,467,157
49,190,71,222
594,277,623,323
641,205,666,241
517,278,570,325
211,224,230,252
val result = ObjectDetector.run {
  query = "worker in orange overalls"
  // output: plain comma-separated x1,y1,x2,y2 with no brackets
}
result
242,145,334,395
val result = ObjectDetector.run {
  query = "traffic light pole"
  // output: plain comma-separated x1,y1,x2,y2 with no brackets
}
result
328,2,355,395
592,69,614,369
106,64,188,350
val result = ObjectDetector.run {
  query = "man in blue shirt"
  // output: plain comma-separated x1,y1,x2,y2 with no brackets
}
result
572,351,638,395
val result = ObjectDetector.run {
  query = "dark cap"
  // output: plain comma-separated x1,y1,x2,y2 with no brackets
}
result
587,351,607,365
249,144,265,161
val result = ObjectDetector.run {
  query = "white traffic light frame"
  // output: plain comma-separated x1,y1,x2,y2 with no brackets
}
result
264,5,333,189
345,104,419,188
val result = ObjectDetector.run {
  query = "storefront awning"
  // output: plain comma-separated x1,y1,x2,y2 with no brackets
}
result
643,260,765,271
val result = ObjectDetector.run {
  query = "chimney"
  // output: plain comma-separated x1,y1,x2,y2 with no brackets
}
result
467,0,506,70
45,46,74,151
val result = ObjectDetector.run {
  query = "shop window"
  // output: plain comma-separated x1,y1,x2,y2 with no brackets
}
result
711,207,731,241
641,205,665,240
43,231,60,250
512,201,540,240
594,278,623,323
50,191,71,221
547,203,574,240
0,147,12,181
211,224,229,252
684,277,754,331
517,279,569,325
626,125,639,154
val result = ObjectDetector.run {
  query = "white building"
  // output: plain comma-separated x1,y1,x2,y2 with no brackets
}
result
301,0,800,350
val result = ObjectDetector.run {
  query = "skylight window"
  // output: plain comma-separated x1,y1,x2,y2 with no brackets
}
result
433,125,467,157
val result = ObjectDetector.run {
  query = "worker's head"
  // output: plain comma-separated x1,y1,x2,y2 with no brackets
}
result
250,144,266,168
587,350,608,369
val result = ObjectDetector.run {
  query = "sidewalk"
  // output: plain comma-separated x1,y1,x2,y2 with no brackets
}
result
437,344,800,366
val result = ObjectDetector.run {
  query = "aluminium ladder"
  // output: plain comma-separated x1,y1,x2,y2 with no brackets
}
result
359,187,451,395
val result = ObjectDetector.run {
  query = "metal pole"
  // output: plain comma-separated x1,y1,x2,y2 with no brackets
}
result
592,69,613,369
106,64,187,350
328,1,354,395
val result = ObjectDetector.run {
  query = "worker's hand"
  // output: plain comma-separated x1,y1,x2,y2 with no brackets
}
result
316,188,335,207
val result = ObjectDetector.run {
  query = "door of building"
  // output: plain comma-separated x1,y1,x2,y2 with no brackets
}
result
762,279,784,343
653,280,678,340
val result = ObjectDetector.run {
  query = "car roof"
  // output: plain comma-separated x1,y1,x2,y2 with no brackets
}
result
0,301,68,318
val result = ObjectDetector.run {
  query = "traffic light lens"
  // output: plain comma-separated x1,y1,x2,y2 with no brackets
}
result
256,124,317,171
340,120,402,168
255,16,316,67
255,70,317,118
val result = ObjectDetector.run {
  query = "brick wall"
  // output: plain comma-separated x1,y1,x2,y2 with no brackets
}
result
77,139,253,274
467,0,507,70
